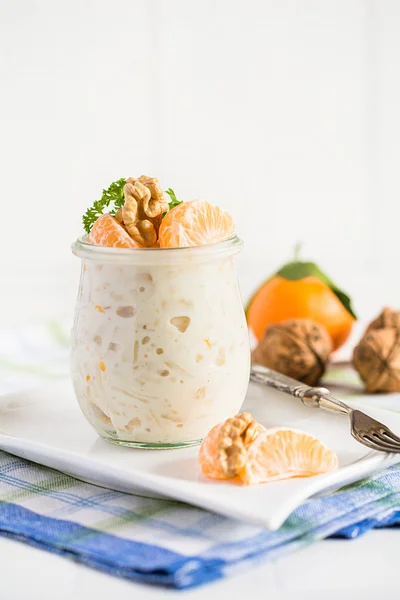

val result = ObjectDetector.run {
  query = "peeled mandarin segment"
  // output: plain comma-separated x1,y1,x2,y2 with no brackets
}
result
159,200,235,248
198,423,227,480
87,214,141,249
240,428,338,485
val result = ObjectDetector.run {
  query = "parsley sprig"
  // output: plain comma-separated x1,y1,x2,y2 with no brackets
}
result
165,188,182,210
82,180,183,233
82,178,126,233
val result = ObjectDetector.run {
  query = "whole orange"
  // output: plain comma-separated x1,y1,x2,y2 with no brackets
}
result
247,262,356,351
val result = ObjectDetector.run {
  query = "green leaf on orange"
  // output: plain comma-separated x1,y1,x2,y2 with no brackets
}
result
276,261,357,320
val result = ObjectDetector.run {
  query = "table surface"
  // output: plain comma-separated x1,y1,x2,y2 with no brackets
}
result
2,266,400,599
1,529,398,599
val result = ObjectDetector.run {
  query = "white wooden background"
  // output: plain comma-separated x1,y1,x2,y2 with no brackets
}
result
1,0,399,327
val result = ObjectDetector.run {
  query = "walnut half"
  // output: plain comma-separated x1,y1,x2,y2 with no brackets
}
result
121,175,168,247
216,413,265,478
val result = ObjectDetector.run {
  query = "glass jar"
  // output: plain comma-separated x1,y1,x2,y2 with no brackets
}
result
71,235,250,448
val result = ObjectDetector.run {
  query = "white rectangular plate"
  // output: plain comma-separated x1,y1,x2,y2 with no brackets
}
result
0,380,399,530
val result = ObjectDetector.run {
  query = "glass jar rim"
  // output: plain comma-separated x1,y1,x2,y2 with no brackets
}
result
72,234,243,264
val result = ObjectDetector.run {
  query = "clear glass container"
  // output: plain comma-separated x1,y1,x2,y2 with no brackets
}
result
71,235,250,448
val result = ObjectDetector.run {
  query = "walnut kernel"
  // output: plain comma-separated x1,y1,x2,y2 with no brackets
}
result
121,176,168,247
216,412,265,478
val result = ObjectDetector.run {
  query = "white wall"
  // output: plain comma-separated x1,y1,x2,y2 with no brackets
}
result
1,0,399,326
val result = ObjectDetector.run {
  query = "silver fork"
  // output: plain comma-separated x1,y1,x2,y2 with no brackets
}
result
250,365,400,454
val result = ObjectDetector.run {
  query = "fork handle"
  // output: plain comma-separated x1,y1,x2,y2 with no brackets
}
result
298,387,351,416
250,366,352,416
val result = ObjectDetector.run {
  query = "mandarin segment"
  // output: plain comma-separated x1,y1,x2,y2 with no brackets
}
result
198,423,227,480
240,428,338,485
159,200,235,248
87,214,141,249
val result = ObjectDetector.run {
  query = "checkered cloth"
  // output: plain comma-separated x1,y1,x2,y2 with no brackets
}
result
0,322,400,589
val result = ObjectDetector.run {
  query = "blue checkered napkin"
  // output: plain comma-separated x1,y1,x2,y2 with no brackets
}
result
0,451,400,589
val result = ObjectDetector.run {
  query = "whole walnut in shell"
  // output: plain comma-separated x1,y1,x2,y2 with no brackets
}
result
366,307,400,334
252,318,332,386
353,328,400,392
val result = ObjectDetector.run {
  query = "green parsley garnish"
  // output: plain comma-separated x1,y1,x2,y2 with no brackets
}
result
165,188,182,211
82,178,126,233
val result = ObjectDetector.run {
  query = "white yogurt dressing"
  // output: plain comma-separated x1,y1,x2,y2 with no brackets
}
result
71,240,250,445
